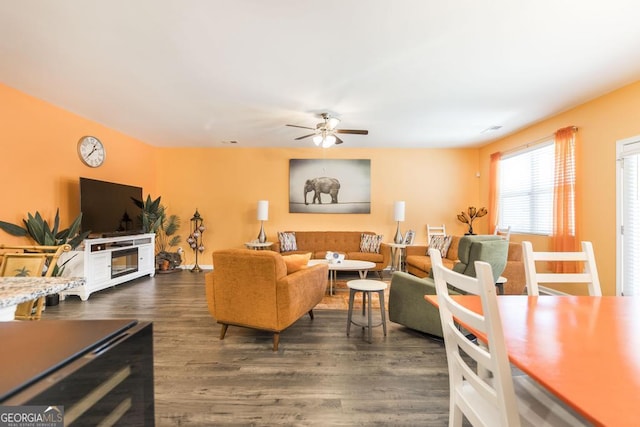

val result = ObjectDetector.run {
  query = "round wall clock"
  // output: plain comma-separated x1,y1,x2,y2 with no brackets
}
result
77,136,106,167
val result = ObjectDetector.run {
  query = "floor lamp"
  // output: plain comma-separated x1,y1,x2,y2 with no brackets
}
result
257,200,268,243
187,209,205,272
394,201,405,244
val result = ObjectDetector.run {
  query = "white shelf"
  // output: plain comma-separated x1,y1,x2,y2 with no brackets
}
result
61,233,155,301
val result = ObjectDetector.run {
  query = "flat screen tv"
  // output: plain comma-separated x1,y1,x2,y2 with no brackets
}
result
79,177,143,237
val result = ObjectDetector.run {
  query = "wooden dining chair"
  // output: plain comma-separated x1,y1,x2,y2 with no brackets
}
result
522,241,602,296
0,244,71,320
493,225,511,240
430,249,588,426
427,224,446,242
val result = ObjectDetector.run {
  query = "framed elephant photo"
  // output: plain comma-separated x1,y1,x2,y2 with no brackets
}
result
289,159,371,213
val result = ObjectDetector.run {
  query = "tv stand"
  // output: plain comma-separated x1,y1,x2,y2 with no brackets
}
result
61,233,156,301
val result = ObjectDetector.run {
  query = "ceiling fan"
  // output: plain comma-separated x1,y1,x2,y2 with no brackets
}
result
286,113,368,147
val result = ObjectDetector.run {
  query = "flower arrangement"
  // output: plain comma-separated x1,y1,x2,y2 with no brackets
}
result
456,206,488,235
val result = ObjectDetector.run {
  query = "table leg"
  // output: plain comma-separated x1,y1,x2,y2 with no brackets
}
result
346,289,356,336
358,270,369,279
378,290,387,336
367,291,373,343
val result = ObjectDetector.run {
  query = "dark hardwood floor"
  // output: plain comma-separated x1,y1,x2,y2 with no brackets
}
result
43,270,452,426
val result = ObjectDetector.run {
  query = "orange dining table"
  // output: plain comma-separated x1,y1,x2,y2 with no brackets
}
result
424,294,640,427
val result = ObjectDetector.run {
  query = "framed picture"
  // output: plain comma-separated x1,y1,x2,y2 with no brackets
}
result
403,229,415,245
289,159,371,213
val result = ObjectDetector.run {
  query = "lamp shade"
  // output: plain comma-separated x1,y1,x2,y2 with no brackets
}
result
257,200,269,221
394,201,405,222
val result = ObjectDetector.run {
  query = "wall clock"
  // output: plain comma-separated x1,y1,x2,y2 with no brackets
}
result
77,136,106,167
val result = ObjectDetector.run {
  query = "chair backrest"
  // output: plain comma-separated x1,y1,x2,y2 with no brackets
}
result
0,244,71,320
427,224,446,241
493,225,511,240
522,241,602,296
431,249,521,427
453,235,508,282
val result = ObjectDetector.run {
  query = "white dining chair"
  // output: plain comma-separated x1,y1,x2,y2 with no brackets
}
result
493,225,511,240
522,241,602,296
430,249,589,427
427,224,446,242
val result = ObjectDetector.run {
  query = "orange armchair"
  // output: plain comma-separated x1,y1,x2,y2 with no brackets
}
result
205,249,329,351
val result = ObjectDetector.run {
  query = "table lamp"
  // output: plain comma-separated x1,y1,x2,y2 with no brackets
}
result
394,201,405,244
257,200,269,243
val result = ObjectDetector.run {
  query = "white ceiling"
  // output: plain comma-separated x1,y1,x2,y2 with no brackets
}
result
2,1,640,149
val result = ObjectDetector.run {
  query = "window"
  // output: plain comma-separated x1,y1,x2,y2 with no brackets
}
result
498,142,555,234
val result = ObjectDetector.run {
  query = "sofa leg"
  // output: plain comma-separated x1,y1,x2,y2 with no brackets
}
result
377,270,383,279
273,332,280,351
308,309,314,320
219,324,228,340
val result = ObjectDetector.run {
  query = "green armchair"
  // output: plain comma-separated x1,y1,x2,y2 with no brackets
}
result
388,235,508,338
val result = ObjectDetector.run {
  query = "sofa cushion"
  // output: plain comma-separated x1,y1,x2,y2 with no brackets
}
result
428,235,453,257
360,233,383,253
278,231,298,251
282,253,311,274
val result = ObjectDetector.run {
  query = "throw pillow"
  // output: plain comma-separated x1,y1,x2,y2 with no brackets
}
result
278,231,297,252
428,235,453,258
282,253,311,274
360,233,383,253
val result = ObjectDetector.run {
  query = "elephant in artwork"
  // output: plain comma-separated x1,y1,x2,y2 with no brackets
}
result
304,177,341,205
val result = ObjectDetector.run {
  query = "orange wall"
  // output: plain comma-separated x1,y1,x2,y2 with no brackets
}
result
7,76,637,293
479,80,640,295
155,147,480,267
0,83,157,243
0,83,481,266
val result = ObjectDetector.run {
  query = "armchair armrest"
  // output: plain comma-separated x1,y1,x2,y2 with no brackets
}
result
388,271,461,338
405,245,428,257
378,242,391,268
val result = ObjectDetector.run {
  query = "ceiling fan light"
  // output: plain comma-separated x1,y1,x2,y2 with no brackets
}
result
322,135,337,148
327,117,340,130
312,135,323,145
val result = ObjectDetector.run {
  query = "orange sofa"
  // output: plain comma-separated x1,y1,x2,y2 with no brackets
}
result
205,248,329,351
405,236,526,295
271,231,391,275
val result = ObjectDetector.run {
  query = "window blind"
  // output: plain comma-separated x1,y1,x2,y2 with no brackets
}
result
498,142,554,234
622,151,640,295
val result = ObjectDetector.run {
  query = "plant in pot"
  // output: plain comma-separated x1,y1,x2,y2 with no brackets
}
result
0,209,91,305
456,206,488,235
0,209,90,274
133,195,182,272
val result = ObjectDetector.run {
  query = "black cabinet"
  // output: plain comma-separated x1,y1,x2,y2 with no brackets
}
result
0,319,154,426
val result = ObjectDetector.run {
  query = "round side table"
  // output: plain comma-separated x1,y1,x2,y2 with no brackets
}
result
346,279,388,343
244,242,273,250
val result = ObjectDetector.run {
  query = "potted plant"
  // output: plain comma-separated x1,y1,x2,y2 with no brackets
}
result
0,209,90,272
456,206,488,235
0,209,91,305
133,195,182,271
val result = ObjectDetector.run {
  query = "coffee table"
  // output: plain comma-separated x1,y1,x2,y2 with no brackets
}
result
308,259,376,295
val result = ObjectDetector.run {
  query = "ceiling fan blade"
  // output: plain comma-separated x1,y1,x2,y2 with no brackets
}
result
295,133,316,140
286,124,315,130
336,129,369,135
334,135,344,145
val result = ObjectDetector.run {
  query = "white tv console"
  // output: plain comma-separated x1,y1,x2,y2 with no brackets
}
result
62,233,156,301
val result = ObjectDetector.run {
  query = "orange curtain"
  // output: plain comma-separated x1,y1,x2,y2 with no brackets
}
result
552,126,578,272
488,152,501,232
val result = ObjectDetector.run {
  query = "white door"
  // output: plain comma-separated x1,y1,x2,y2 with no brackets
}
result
616,136,640,295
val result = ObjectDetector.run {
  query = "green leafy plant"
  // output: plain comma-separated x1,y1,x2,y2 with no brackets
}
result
0,209,91,275
133,195,181,254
